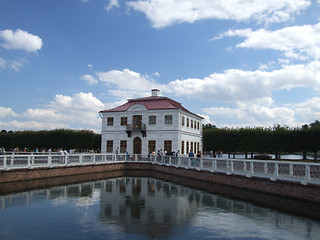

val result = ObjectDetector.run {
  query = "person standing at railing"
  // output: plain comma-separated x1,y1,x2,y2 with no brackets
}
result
58,148,65,164
196,151,202,167
0,147,5,155
189,149,195,166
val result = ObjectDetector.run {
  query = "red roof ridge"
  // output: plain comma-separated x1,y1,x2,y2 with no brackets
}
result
100,95,203,119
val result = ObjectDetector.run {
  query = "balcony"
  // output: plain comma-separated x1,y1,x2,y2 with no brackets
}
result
126,124,147,137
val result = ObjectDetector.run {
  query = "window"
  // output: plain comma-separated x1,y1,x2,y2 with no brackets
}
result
182,116,185,126
149,116,156,125
197,122,200,130
186,142,189,153
121,117,127,126
120,140,127,153
186,118,189,127
148,140,156,153
106,140,113,153
165,115,173,125
191,120,193,128
181,141,185,155
190,142,193,152
197,142,200,153
164,140,172,153
107,117,114,126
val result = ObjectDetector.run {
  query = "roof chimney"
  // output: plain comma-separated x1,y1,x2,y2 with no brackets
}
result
151,89,160,97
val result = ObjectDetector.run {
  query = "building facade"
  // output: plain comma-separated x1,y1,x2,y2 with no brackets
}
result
99,89,203,156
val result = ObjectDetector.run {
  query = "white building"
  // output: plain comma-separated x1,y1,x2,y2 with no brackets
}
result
99,89,203,156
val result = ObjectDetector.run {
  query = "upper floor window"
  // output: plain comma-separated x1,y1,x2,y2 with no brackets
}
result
197,121,200,130
121,117,127,126
107,117,114,126
182,116,185,126
149,116,156,125
186,118,189,127
191,119,193,128
165,115,173,125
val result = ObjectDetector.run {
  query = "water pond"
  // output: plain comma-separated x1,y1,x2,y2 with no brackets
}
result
0,177,319,240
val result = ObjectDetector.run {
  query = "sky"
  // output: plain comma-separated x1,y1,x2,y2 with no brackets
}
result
1,0,320,132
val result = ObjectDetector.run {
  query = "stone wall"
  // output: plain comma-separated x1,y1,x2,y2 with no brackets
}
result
0,162,319,204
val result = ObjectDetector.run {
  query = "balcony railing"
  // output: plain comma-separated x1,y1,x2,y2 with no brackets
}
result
126,123,146,131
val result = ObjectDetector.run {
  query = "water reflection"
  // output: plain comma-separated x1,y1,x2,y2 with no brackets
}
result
1,177,320,240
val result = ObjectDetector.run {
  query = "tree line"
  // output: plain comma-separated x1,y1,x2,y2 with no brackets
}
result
203,121,320,161
0,129,101,152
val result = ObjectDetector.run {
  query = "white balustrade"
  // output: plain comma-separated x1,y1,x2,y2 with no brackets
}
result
0,153,319,185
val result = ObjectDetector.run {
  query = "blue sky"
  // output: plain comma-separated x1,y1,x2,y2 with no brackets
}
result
1,0,320,132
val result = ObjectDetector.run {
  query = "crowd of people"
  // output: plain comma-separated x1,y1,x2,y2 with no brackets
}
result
0,147,100,155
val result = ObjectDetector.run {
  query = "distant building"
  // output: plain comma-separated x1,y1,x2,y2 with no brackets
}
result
99,89,203,155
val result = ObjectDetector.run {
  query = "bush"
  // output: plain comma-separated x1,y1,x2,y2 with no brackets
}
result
253,154,272,160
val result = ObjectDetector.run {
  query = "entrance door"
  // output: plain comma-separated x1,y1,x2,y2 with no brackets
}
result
133,137,142,155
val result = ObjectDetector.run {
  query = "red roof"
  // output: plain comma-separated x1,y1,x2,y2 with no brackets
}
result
100,96,203,118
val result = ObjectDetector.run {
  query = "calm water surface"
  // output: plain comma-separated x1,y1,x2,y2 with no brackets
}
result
0,177,319,240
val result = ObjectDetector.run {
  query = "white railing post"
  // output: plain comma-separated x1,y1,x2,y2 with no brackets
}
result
271,163,279,181
28,156,31,168
246,161,253,178
212,159,216,172
289,163,294,177
169,156,172,165
227,160,233,175
80,154,83,165
302,165,311,185
48,154,52,167
65,155,68,166
264,162,268,175
178,156,181,167
3,156,7,170
10,156,13,168
200,158,203,169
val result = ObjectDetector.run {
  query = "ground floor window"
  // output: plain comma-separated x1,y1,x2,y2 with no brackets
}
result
120,140,127,153
106,140,113,153
148,140,156,153
186,141,189,154
164,140,172,153
181,141,185,155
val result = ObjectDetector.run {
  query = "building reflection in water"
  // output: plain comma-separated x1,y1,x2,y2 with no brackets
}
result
99,178,201,237
1,177,320,239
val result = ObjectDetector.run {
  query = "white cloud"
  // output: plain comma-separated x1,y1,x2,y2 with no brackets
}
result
0,29,42,52
291,97,320,122
97,68,165,93
0,92,106,131
9,58,27,72
80,74,99,85
202,96,320,128
105,0,119,11
167,61,320,103
127,0,310,28
0,107,18,118
203,102,297,128
213,22,320,60
0,57,6,68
